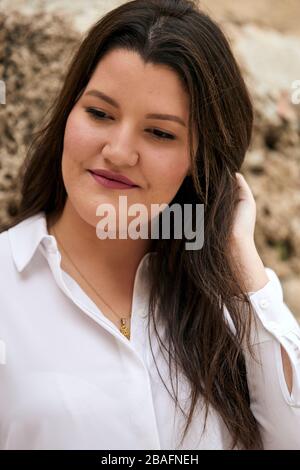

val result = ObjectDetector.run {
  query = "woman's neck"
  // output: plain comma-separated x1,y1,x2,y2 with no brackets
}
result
46,198,153,279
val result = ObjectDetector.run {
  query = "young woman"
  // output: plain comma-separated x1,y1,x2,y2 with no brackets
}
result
0,0,299,450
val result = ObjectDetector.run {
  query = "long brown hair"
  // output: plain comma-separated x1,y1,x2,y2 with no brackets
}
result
3,0,263,449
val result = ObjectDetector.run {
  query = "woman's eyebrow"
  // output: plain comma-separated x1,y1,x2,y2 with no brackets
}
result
84,89,187,127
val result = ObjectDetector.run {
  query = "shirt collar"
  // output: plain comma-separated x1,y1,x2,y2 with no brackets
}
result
8,211,53,273
8,211,156,274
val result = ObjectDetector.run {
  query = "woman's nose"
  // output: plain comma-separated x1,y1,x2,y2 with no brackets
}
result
101,126,139,167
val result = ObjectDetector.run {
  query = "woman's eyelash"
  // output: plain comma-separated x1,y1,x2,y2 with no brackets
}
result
85,108,111,121
148,129,175,141
85,107,176,141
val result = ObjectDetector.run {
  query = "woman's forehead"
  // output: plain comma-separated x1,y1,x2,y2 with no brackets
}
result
86,49,190,112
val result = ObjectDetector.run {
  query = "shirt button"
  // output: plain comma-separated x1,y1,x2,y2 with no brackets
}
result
259,299,269,309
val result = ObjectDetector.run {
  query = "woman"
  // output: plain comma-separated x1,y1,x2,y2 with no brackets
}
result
0,0,299,450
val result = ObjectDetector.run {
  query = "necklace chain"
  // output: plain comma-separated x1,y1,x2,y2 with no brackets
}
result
50,226,131,340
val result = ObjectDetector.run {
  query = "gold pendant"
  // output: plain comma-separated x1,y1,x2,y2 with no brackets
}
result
120,318,130,340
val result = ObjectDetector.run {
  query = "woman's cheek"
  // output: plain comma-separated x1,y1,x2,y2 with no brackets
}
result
161,157,190,187
148,170,185,205
63,111,97,159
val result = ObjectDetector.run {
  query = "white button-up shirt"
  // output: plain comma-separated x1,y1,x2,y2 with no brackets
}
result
0,212,300,450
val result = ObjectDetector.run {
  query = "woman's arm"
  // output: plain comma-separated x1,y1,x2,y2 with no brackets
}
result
243,266,300,449
228,173,300,449
223,254,300,448
230,237,294,394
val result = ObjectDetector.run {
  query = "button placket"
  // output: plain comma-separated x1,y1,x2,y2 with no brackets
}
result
45,248,151,359
39,236,161,444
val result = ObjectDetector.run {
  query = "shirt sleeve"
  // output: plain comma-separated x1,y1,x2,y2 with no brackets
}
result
244,267,300,449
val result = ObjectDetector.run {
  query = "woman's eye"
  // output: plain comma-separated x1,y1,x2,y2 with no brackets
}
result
85,108,112,120
85,108,175,141
147,129,176,141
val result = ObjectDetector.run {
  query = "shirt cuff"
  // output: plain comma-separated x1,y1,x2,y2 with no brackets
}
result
247,267,300,406
248,267,300,336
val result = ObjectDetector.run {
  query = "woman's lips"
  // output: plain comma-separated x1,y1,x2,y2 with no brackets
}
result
88,170,138,189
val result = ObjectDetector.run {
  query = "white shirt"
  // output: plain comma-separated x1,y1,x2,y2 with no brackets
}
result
0,211,300,450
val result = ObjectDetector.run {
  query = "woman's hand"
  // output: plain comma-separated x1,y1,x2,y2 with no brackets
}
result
229,172,269,293
230,172,256,242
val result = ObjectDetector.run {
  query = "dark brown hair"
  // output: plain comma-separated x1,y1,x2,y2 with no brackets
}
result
4,0,263,449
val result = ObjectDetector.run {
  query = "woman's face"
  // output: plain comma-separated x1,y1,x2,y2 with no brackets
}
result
62,48,194,231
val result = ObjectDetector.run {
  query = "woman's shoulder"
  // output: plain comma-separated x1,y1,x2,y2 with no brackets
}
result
0,226,11,257
0,212,47,274
0,227,17,287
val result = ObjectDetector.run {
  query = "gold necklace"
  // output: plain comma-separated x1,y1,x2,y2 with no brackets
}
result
50,226,131,340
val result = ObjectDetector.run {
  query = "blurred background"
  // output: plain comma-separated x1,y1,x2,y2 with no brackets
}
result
0,1,299,318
